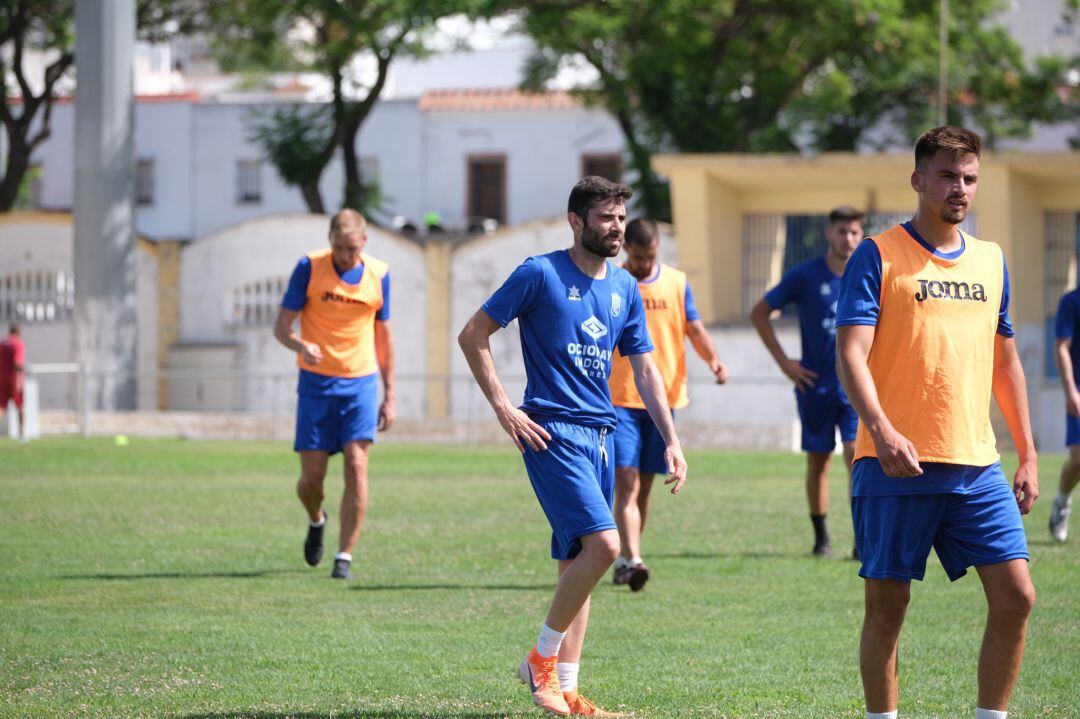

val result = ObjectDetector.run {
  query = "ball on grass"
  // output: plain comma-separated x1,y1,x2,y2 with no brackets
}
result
114,434,130,446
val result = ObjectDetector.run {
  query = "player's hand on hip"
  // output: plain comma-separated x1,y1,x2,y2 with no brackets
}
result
1067,390,1080,418
377,397,395,432
712,361,729,385
1013,460,1039,514
782,358,817,391
664,443,687,494
301,342,323,365
871,425,922,477
496,406,551,452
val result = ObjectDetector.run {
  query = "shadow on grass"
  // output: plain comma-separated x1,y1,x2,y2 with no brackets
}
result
179,711,529,718
650,549,788,560
62,569,305,581
351,582,552,592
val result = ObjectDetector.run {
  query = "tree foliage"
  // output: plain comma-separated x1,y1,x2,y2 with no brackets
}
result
213,0,479,216
0,0,203,213
513,0,1078,218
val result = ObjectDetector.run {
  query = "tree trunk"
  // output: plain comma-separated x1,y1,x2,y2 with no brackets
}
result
341,117,363,211
0,131,31,212
300,181,325,214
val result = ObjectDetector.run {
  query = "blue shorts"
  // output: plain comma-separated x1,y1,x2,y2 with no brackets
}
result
294,375,378,455
1067,414,1080,446
852,466,1029,582
613,406,668,475
795,387,858,453
522,417,616,560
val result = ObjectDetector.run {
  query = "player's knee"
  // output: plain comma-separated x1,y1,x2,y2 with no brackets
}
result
587,531,620,564
866,587,909,631
990,580,1036,620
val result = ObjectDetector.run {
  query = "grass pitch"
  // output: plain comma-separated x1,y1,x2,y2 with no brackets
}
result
0,438,1077,718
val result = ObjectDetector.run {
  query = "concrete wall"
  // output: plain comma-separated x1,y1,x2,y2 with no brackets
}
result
0,214,159,409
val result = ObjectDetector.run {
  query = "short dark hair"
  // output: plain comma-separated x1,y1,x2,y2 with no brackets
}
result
8,322,20,335
568,175,632,220
625,218,660,247
915,126,982,168
828,206,864,224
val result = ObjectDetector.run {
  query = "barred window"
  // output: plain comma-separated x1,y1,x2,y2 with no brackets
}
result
0,270,75,324
228,276,289,326
237,159,262,204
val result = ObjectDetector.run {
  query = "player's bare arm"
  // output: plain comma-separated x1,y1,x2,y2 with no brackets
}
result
457,309,552,452
272,307,323,365
374,319,395,431
993,334,1039,513
836,324,922,478
750,298,818,390
628,352,687,493
686,319,728,384
1055,337,1080,418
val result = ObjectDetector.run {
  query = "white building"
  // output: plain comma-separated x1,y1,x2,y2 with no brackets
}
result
26,89,625,240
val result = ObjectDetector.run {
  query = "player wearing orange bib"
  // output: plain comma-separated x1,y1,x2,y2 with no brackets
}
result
272,210,395,581
837,127,1037,719
608,219,727,591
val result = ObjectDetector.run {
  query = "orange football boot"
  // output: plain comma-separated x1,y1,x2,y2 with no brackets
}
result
517,646,570,715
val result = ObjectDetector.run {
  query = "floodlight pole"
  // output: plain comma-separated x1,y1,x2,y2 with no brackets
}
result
73,0,137,411
938,0,949,126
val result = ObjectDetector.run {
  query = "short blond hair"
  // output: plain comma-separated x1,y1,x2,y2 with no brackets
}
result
329,208,367,238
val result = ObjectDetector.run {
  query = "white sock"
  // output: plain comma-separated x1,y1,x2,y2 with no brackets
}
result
866,712,897,719
629,556,644,567
334,552,352,562
310,512,326,528
614,556,630,570
1056,491,1072,506
556,662,579,693
976,709,1007,719
536,624,566,658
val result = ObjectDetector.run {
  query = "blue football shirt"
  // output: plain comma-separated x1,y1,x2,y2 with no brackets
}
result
482,250,654,428
763,256,844,391
1056,288,1080,389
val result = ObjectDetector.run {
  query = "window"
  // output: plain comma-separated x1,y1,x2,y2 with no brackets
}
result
136,158,154,206
236,159,262,204
467,155,506,225
581,154,623,182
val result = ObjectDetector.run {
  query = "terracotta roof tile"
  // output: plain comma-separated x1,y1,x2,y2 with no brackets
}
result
418,88,581,112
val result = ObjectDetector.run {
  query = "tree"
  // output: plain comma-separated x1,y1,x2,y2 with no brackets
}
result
0,0,202,213
214,0,474,215
513,0,1077,219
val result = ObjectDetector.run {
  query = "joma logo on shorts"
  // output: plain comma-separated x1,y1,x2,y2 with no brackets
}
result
914,279,987,303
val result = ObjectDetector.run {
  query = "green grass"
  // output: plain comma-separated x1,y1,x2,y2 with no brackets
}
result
0,439,1077,718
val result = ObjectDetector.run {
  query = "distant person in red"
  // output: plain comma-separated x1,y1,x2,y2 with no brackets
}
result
0,323,26,440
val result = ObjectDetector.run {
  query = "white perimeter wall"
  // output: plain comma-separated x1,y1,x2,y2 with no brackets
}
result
0,215,158,409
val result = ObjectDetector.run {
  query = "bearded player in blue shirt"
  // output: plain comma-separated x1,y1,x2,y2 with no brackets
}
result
459,176,687,718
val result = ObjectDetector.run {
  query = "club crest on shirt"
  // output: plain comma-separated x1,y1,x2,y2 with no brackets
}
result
568,285,581,301
580,315,609,341
610,293,622,317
